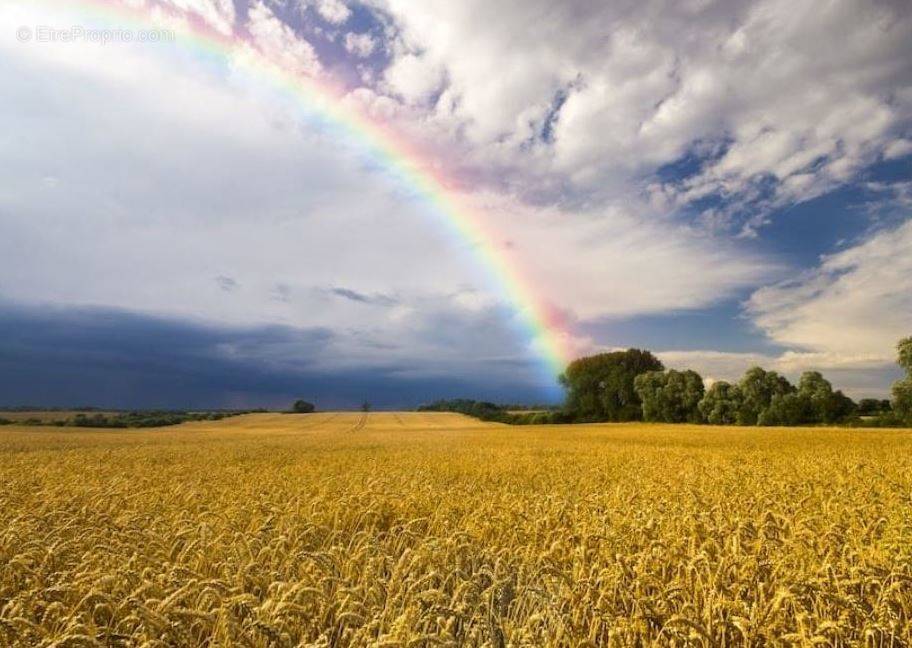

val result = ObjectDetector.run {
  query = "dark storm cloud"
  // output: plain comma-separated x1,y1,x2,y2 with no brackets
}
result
0,302,553,409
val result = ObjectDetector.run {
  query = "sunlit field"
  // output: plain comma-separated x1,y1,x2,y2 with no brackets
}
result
2,413,911,646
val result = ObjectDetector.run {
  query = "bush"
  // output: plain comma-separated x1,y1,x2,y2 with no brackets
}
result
292,400,316,414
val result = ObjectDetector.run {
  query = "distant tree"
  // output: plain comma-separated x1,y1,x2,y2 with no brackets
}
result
416,399,515,423
698,381,743,425
361,401,372,412
829,390,857,423
857,398,891,416
292,400,316,414
738,367,794,425
634,369,705,423
560,349,664,422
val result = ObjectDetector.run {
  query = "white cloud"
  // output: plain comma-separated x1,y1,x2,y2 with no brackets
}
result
469,192,775,320
161,0,236,34
344,32,377,58
884,138,912,160
314,0,352,25
651,219,912,397
747,220,912,365
247,1,322,76
366,0,911,222
383,52,444,105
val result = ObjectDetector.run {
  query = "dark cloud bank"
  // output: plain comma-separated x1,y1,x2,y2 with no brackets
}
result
0,303,552,410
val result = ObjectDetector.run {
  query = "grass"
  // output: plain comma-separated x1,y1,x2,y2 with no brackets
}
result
1,413,911,646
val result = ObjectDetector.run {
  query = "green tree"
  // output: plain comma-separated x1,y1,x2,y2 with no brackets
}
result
758,392,816,426
797,371,855,424
738,367,794,425
292,400,315,413
634,369,705,423
898,336,912,372
560,349,664,422
698,381,743,425
857,398,891,416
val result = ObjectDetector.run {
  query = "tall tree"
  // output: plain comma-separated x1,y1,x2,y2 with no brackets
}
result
738,367,794,425
698,381,743,425
797,371,855,424
560,349,664,422
898,336,912,372
634,369,705,423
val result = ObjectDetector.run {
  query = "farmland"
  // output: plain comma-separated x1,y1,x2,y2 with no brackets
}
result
1,413,911,646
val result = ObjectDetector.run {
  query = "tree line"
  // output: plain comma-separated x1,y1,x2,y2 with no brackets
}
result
0,410,262,428
423,336,911,427
558,336,911,427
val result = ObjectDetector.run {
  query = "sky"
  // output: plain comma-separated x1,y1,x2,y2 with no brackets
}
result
0,0,910,409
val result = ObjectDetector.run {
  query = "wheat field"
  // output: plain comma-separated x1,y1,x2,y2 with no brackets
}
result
1,413,911,646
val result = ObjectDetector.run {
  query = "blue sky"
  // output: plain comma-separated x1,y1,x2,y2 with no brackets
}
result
0,0,910,408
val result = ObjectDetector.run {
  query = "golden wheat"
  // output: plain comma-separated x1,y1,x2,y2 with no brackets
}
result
1,412,911,646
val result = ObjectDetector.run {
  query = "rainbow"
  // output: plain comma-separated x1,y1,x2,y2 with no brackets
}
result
31,0,574,389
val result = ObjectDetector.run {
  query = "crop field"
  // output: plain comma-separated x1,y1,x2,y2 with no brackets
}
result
1,413,911,646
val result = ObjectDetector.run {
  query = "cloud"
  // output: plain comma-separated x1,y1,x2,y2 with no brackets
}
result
313,0,352,25
0,302,551,408
247,1,322,76
330,287,397,305
470,191,776,320
271,283,292,302
363,0,911,227
653,218,912,397
164,0,236,34
644,220,912,398
344,32,377,58
746,219,912,365
884,138,912,160
215,276,239,292
382,52,444,105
